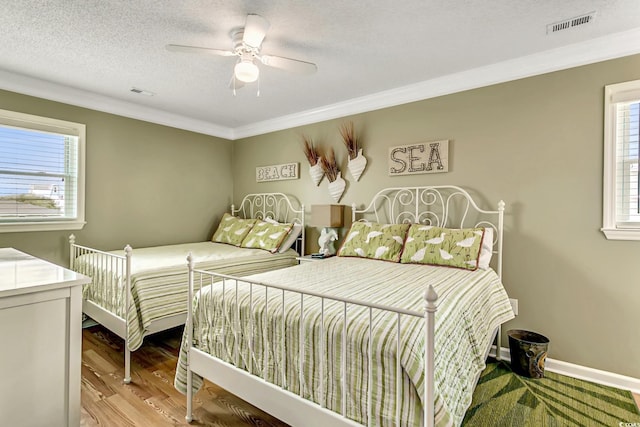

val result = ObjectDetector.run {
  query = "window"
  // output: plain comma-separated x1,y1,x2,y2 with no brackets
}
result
602,80,640,240
0,109,85,233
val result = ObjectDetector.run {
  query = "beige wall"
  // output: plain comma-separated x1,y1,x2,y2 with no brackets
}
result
0,89,234,266
2,53,638,380
233,54,640,379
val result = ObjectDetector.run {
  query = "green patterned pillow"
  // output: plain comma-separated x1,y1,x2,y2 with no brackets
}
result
400,225,484,270
241,220,293,253
338,221,409,262
212,213,257,246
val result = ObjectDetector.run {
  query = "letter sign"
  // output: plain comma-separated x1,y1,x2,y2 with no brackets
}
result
388,140,449,176
256,163,300,182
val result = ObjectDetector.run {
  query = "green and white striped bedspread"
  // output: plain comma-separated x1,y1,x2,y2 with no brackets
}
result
74,241,298,351
174,256,514,427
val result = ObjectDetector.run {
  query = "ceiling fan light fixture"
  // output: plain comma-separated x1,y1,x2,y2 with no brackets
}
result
234,59,259,83
167,14,316,91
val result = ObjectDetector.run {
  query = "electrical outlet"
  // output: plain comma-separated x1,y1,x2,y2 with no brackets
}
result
510,298,518,316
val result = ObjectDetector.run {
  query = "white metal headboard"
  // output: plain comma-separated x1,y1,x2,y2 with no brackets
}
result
231,192,305,255
352,186,505,277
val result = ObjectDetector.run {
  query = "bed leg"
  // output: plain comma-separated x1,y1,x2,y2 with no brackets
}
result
495,325,502,361
124,344,131,384
186,367,193,422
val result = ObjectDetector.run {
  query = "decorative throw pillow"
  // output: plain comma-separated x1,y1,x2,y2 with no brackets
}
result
478,226,494,269
338,221,409,262
264,217,303,253
400,225,484,270
211,213,256,246
241,220,293,253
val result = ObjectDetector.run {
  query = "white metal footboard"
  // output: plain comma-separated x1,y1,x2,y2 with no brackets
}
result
184,255,438,427
69,234,135,383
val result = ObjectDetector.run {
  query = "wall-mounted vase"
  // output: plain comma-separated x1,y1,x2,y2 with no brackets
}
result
328,172,346,203
348,149,367,182
309,160,324,186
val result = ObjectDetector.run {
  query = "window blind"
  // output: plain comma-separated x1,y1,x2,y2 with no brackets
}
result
615,100,640,227
0,125,79,222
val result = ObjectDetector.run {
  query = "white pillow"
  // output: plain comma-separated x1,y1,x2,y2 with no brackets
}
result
478,227,494,269
264,217,303,253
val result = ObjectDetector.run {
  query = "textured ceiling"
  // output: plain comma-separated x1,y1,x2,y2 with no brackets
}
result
1,1,640,139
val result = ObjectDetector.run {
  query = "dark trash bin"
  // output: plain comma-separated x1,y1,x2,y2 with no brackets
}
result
507,329,549,378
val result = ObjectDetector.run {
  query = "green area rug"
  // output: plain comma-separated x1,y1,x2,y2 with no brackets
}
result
462,360,640,426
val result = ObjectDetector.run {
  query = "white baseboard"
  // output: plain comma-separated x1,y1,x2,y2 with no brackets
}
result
490,346,640,395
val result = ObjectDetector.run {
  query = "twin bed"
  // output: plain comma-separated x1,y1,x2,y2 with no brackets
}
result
70,186,514,427
69,192,304,383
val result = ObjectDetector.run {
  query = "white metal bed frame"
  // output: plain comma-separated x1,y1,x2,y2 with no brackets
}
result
69,192,304,383
351,185,506,356
183,186,506,427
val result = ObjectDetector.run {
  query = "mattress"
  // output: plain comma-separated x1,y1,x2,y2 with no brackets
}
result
174,256,514,427
74,241,298,350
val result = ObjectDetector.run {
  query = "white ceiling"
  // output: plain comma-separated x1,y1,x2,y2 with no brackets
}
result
2,1,640,140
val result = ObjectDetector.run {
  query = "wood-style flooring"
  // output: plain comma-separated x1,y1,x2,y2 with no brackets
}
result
81,325,288,426
82,324,640,426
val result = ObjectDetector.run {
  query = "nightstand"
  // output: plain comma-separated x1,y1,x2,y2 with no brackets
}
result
296,254,333,263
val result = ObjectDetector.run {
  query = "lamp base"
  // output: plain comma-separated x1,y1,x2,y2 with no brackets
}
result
318,227,339,257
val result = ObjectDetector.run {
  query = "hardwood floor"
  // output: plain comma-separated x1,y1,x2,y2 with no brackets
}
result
82,324,640,426
81,325,288,427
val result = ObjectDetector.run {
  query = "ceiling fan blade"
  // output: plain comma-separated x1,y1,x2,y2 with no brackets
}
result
165,44,236,57
260,55,317,75
243,14,270,48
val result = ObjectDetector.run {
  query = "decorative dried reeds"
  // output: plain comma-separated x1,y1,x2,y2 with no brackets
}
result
340,121,358,160
319,147,339,182
301,135,319,166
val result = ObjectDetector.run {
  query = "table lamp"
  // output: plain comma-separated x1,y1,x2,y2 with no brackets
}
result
310,204,344,257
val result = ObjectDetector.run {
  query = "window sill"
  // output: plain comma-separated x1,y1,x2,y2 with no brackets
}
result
0,220,86,233
601,227,640,241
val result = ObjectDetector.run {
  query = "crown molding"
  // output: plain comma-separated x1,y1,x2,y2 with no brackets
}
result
1,28,640,141
233,27,640,139
0,69,235,140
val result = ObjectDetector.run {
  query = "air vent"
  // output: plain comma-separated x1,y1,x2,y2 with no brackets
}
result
546,11,596,34
130,87,155,96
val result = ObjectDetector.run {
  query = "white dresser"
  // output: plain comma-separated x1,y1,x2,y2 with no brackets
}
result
0,248,89,427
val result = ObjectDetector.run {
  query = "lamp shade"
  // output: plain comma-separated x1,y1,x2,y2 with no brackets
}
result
311,204,344,228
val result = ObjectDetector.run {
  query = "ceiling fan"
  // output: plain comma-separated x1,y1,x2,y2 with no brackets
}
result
166,14,317,90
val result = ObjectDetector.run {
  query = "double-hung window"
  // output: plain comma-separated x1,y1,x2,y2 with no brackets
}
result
602,80,640,240
0,109,86,233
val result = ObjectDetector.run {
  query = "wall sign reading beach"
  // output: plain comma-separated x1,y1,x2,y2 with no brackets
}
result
388,140,449,176
256,163,299,182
